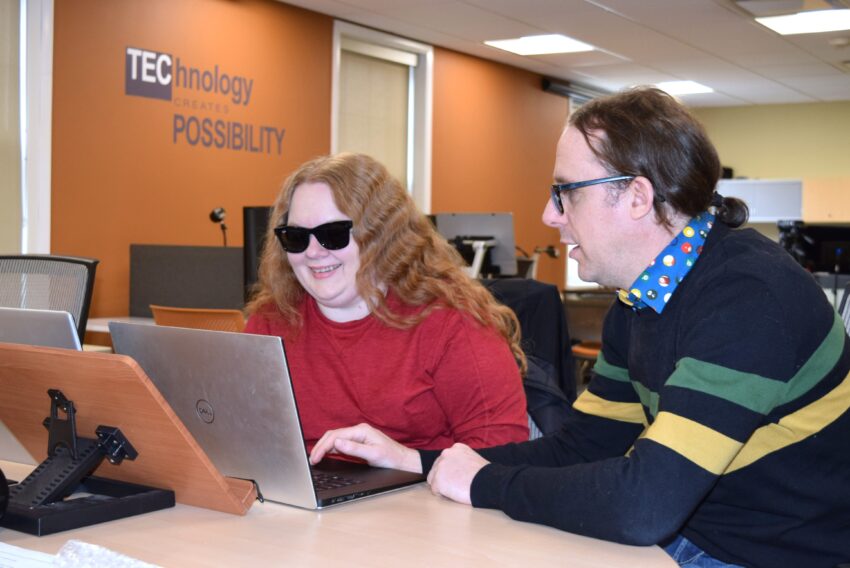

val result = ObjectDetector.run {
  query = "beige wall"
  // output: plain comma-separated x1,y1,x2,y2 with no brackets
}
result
693,101,850,179
0,0,21,253
694,102,850,224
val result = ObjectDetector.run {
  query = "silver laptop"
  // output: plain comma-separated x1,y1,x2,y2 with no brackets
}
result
0,307,81,464
0,307,81,350
109,322,424,509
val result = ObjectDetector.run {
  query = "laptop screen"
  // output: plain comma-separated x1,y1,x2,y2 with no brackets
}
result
0,307,81,350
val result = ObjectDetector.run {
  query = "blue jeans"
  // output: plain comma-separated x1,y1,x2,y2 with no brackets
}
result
664,535,744,568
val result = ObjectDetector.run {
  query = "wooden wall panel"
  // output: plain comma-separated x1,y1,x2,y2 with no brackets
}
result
51,0,332,317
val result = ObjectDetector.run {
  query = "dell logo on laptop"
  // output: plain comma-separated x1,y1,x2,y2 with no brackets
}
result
195,399,215,423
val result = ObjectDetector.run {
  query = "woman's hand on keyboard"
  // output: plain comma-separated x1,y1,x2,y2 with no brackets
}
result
309,423,422,474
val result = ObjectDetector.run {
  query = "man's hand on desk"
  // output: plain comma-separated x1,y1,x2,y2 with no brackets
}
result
309,423,423,474
427,443,489,505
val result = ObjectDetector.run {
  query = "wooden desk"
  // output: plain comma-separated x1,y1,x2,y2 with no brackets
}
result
86,316,155,334
0,462,675,567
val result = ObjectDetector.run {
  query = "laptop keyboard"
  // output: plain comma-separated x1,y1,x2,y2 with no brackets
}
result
311,471,363,491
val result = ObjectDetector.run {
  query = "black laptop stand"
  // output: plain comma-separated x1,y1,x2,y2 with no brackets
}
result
0,389,174,536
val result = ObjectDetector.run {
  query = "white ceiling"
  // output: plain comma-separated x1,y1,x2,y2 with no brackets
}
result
280,0,850,107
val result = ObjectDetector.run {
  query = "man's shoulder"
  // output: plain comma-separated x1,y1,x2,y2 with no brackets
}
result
699,226,814,291
706,225,783,264
682,226,833,327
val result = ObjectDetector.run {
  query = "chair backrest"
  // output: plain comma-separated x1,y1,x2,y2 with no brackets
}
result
0,255,98,342
481,278,577,402
150,305,246,332
839,282,850,335
480,278,577,439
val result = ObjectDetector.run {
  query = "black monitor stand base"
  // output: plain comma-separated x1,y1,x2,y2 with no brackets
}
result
0,389,175,536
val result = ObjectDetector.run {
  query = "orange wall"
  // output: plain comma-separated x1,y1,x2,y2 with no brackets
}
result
52,0,332,317
432,48,568,287
51,1,568,320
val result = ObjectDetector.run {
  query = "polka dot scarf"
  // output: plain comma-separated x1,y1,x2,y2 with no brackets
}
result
618,211,715,314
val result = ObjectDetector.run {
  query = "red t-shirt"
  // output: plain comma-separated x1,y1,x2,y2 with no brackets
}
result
244,293,528,450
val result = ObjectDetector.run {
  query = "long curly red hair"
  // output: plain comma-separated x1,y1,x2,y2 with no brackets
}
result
246,153,526,374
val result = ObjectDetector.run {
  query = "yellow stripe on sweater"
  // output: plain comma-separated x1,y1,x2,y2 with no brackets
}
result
643,412,743,475
726,370,850,473
573,390,647,425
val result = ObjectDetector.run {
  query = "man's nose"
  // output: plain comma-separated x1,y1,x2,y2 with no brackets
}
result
542,197,565,228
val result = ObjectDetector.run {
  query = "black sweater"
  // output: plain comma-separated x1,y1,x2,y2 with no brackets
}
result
423,222,850,568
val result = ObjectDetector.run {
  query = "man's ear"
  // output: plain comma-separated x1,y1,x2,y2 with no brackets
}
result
628,176,656,221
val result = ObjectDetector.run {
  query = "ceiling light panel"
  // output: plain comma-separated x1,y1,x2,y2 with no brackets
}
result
756,9,850,34
485,34,594,55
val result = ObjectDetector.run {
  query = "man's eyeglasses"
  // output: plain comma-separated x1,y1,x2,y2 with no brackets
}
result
273,220,354,253
549,175,635,215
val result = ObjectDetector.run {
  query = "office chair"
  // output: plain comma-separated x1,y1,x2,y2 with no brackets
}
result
150,305,246,332
839,282,850,335
480,278,576,438
0,254,99,343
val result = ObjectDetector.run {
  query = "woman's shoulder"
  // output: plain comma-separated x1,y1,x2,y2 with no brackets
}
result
245,301,297,334
388,290,459,322
419,304,501,345
384,290,507,344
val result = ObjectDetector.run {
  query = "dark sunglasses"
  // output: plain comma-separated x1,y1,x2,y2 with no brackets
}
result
549,175,635,214
273,220,354,253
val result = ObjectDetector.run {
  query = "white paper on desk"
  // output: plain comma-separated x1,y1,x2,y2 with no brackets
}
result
55,540,160,568
0,540,160,568
0,541,54,568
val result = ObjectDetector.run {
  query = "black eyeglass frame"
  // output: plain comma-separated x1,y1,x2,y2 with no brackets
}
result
273,220,354,253
549,175,635,214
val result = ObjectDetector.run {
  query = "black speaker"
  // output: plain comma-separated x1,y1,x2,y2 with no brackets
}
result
243,206,272,300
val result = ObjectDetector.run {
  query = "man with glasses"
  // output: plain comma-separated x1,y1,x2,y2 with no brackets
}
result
311,87,850,568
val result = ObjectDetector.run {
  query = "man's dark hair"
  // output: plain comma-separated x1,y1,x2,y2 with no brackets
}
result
569,86,747,228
